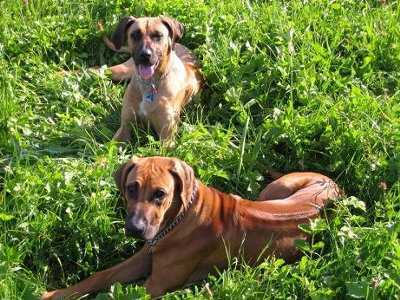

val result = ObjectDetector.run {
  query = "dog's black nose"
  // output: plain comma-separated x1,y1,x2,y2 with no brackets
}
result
140,48,152,60
125,215,145,238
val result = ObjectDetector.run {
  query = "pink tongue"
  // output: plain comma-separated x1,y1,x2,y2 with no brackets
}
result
138,64,155,80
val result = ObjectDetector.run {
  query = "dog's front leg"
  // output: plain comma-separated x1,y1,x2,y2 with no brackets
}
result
144,272,188,298
42,246,151,300
150,104,179,144
143,257,201,298
114,84,139,142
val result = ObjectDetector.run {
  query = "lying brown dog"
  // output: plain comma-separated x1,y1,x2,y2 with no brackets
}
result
102,16,203,142
42,156,341,299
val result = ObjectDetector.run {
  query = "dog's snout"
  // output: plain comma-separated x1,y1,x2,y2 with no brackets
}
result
139,46,153,60
140,48,152,59
125,214,146,238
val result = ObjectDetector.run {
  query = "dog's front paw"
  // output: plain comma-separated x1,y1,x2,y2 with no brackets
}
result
41,289,66,300
113,127,131,142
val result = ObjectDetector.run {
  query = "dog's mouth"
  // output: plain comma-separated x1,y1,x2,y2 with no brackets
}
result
137,61,159,81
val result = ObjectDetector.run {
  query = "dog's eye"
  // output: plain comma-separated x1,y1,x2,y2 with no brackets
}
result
131,30,142,41
126,182,139,199
150,32,163,42
152,189,166,204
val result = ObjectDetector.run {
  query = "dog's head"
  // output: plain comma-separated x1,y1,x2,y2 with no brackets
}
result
114,156,196,240
111,16,184,80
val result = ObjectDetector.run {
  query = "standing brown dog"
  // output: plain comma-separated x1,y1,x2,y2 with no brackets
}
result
103,16,203,143
42,156,342,299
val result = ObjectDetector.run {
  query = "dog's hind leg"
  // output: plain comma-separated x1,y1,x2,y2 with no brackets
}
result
258,172,340,202
258,180,294,201
258,172,319,201
109,58,135,82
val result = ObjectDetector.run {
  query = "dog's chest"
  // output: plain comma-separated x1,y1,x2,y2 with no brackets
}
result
139,99,153,117
138,85,158,117
136,81,183,118
135,58,186,117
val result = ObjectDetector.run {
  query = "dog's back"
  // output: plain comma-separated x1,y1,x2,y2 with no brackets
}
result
174,43,204,96
174,43,198,67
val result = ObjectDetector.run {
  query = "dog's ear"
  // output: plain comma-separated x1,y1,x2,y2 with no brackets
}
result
111,16,136,50
114,158,138,196
161,17,184,44
169,158,196,210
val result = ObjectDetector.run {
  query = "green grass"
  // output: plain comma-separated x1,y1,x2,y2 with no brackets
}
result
1,0,399,299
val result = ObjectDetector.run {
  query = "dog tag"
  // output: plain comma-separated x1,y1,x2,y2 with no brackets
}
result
143,85,157,103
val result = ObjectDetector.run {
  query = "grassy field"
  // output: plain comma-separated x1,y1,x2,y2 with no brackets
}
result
1,0,399,299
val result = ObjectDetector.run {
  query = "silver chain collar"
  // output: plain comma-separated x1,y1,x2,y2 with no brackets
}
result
146,182,198,248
